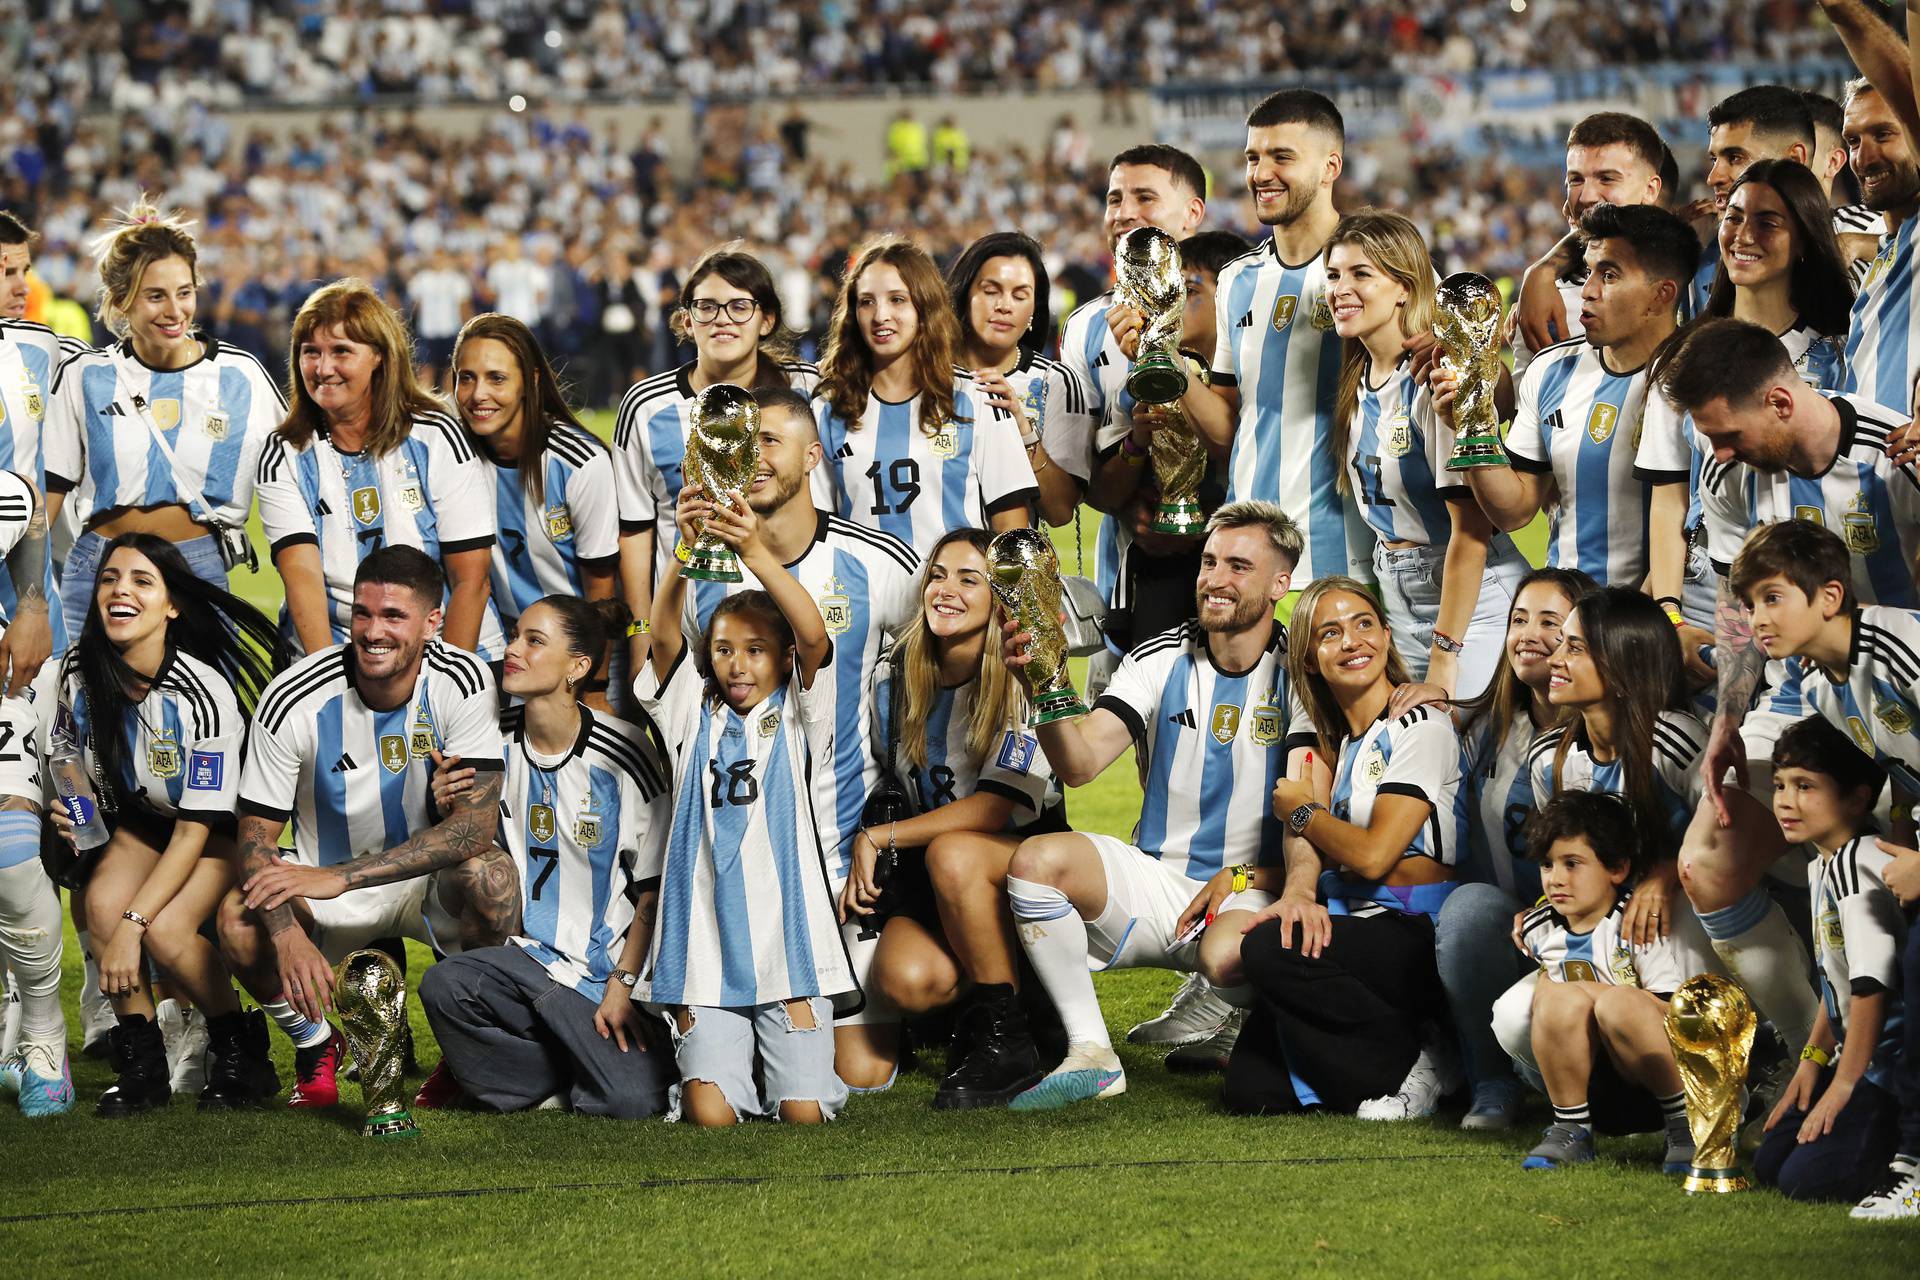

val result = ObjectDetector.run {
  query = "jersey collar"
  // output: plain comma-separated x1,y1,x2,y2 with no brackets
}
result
674,360,698,400
118,334,218,373
1819,394,1860,477
513,704,595,767
1200,616,1285,678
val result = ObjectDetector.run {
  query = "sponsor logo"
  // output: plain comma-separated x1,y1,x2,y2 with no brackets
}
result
996,732,1038,775
187,749,223,790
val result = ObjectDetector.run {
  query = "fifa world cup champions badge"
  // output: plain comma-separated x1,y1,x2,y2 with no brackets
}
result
681,384,761,583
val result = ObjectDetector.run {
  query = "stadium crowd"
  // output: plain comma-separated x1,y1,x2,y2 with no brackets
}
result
0,0,1917,1232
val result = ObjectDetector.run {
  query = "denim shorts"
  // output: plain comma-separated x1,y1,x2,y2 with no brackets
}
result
62,530,226,643
665,996,846,1122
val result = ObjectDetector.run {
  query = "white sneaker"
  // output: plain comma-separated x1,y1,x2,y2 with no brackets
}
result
1851,1156,1920,1220
0,970,19,1060
166,1005,210,1095
1357,1037,1462,1121
79,957,114,1058
1126,973,1233,1047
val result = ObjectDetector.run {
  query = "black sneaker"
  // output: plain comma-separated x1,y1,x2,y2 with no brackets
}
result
95,1017,172,1118
933,987,1044,1110
199,1009,281,1110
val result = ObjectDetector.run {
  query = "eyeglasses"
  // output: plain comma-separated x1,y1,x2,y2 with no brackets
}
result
687,297,761,324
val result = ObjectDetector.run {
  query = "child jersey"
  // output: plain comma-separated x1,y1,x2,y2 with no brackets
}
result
1521,892,1717,995
1797,605,1920,794
1810,834,1909,1086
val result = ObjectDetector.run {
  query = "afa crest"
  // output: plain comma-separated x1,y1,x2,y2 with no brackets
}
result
1210,703,1242,745
1844,491,1880,554
410,705,437,758
1819,903,1844,952
529,803,556,845
575,810,603,846
203,410,229,441
23,387,41,419
759,709,780,739
1586,403,1619,445
1875,696,1914,736
352,486,382,526
818,577,852,635
379,734,409,774
1385,408,1414,458
545,506,573,541
147,732,182,780
928,427,959,459
1250,696,1283,747
1271,294,1299,332
1307,290,1335,331
1609,938,1639,987
1361,746,1387,785
397,482,425,513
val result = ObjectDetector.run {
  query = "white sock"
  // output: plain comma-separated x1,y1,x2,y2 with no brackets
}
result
1006,875,1110,1050
261,998,332,1049
1698,890,1817,1052
0,861,66,1047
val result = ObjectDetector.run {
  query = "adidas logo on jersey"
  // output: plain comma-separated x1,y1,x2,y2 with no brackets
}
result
329,752,357,773
1093,351,1109,369
1168,708,1197,729
835,442,854,459
1236,311,1253,328
101,402,126,417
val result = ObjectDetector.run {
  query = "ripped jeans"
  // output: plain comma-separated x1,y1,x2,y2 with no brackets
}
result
666,996,847,1122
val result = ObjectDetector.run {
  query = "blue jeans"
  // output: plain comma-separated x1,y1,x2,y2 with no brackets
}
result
1435,881,1528,1091
666,996,845,1122
62,530,227,642
1900,922,1920,1155
1373,539,1525,699
1756,1069,1901,1201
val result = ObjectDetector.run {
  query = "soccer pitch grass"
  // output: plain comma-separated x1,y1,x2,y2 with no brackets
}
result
11,414,1905,1277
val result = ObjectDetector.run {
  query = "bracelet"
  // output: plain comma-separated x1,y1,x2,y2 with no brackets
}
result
1431,630,1463,655
1655,597,1685,628
1800,1044,1832,1067
628,619,650,637
674,539,692,564
1119,434,1149,465
1665,609,1685,627
122,909,151,930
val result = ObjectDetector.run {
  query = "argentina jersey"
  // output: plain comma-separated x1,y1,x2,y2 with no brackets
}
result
1811,835,1908,1086
1212,241,1375,585
1843,214,1920,410
1061,291,1134,609
1463,713,1545,903
1520,892,1713,994
255,411,500,654
685,513,920,883
610,359,818,580
56,647,242,826
488,420,620,624
872,660,1060,828
1698,394,1920,607
813,371,1037,556
1009,347,1093,489
239,641,504,869
1092,621,1310,881
639,650,856,1010
1513,277,1588,376
500,704,672,999
1527,709,1707,850
1322,704,1470,919
43,337,281,528
0,318,73,482
1506,337,1659,585
1798,606,1920,793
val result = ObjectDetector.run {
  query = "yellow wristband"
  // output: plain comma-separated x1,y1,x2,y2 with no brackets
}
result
1800,1044,1832,1067
674,539,693,564
1230,864,1250,895
627,619,650,637
1665,609,1684,627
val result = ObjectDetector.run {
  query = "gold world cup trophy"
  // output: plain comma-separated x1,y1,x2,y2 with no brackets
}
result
681,384,761,583
987,528,1088,725
1116,227,1206,535
1435,272,1509,470
1664,972,1757,1193
334,949,422,1140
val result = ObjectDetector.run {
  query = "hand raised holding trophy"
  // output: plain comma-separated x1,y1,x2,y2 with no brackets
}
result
987,528,1088,725
680,383,762,582
1435,272,1508,471
1116,227,1206,535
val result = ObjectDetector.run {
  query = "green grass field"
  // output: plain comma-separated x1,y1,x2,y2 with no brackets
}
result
7,414,1908,1277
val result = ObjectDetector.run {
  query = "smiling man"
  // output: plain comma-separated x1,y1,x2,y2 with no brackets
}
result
215,546,513,1113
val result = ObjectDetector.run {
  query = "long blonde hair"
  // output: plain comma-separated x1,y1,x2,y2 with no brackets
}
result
281,279,444,457
817,236,965,435
1325,209,1437,493
1287,576,1410,760
894,529,1026,769
90,195,198,339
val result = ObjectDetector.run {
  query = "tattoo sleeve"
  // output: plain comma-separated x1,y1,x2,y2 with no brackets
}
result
339,771,504,891
235,813,300,936
7,488,49,615
1713,573,1764,730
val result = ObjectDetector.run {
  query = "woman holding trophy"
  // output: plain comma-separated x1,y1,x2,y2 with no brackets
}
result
1324,211,1525,702
814,237,1038,556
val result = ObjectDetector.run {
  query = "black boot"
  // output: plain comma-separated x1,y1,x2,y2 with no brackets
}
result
96,1016,172,1118
199,1009,281,1110
933,984,1044,1110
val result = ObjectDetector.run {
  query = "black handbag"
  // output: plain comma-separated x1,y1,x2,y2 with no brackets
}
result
857,646,916,932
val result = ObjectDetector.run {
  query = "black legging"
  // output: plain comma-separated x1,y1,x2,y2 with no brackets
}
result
1224,910,1441,1115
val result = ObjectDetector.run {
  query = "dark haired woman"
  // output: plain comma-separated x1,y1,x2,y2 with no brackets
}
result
453,313,621,705
611,245,818,680
946,231,1090,526
815,236,1036,555
418,593,675,1117
51,532,286,1116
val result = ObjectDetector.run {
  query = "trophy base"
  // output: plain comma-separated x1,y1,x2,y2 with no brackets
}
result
1681,1167,1749,1195
364,1107,423,1140
1030,688,1088,726
1446,437,1510,471
681,546,744,583
1126,355,1188,406
1151,500,1207,537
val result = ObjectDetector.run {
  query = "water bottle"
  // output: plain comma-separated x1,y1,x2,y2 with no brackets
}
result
48,730,109,852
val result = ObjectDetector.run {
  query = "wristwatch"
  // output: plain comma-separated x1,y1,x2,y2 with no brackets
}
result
1288,802,1326,837
610,968,639,990
1230,863,1251,894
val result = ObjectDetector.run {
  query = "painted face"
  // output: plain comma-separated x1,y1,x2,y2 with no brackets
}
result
124,255,198,363
1309,589,1392,698
707,609,792,713
1772,764,1867,850
1195,525,1289,634
1564,142,1661,221
921,540,992,643
854,262,919,363
687,273,772,366
1325,241,1409,343
298,323,384,425
967,255,1036,355
1539,835,1628,922
1506,581,1577,694
501,601,589,699
95,547,177,652
745,404,820,515
1103,161,1203,250
349,580,440,683
1718,180,1797,292
1245,122,1335,228
453,336,526,445
1546,608,1606,709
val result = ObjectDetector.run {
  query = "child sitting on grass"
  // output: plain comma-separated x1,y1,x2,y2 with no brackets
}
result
1760,715,1910,1213
1507,791,1713,1172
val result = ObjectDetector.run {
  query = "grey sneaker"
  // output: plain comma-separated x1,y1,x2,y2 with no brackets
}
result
165,1005,210,1096
1459,1079,1525,1131
1126,972,1233,1048
1163,1007,1245,1074
1662,1122,1697,1175
1522,1123,1595,1170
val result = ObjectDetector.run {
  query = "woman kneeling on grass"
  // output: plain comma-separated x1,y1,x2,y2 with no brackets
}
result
638,486,854,1125
845,528,1067,1110
1226,577,1468,1119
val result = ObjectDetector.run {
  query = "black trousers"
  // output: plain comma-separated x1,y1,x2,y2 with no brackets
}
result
1755,1068,1901,1202
1225,910,1441,1115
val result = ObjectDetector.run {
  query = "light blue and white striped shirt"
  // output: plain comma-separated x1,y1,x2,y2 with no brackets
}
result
486,420,620,627
58,647,242,826
1323,705,1470,918
1843,215,1920,411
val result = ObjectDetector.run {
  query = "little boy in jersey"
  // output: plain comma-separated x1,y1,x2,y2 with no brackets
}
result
1760,716,1914,1215
1503,792,1714,1173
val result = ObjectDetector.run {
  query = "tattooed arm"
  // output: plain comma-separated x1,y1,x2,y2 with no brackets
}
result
0,476,53,696
1701,574,1765,826
235,812,303,936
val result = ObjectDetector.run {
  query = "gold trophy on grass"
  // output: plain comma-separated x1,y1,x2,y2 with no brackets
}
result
335,949,422,1140
1664,973,1756,1193
987,528,1088,726
681,384,761,583
1436,272,1508,470
1116,227,1206,535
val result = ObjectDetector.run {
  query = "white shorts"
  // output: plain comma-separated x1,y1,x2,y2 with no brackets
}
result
305,872,462,965
0,693,41,800
1082,833,1274,973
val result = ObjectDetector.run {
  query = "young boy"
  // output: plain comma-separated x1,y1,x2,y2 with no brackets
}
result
1760,716,1912,1212
1510,792,1716,1172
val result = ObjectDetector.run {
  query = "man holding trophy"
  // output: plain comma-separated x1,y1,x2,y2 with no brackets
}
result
995,501,1317,1111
